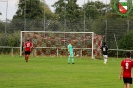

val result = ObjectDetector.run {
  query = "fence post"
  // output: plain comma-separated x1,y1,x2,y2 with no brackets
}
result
57,48,58,57
11,47,13,57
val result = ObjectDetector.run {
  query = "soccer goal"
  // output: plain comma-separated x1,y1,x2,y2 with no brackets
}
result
20,31,104,59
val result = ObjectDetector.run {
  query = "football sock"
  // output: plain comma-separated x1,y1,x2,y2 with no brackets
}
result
104,59,106,63
72,58,74,63
68,57,70,63
105,59,107,63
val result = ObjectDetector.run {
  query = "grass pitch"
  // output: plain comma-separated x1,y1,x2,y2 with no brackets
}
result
0,55,131,88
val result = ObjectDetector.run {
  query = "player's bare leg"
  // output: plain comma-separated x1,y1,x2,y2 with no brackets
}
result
25,55,29,62
25,55,27,62
126,83,131,88
25,55,26,60
27,55,29,62
124,83,127,88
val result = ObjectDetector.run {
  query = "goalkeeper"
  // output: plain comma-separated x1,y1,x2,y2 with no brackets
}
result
67,40,75,64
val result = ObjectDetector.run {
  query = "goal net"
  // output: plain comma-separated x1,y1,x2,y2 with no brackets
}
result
20,31,104,59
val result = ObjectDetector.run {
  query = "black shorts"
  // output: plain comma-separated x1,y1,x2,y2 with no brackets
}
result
123,78,132,84
25,51,31,55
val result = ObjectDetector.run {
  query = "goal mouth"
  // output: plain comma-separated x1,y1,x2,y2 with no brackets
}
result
20,31,104,59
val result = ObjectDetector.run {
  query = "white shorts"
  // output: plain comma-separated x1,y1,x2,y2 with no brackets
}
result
103,55,108,59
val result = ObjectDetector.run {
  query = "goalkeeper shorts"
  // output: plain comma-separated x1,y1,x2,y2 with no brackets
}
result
69,52,74,57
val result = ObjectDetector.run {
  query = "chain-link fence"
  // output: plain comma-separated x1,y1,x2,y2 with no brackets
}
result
1,18,132,44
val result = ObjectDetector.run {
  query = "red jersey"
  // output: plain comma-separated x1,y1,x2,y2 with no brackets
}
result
24,41,33,51
121,58,133,78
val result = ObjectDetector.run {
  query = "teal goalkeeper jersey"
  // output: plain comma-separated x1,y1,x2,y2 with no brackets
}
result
67,44,73,53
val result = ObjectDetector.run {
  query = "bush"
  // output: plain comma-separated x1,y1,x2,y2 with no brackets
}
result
0,31,20,54
118,30,133,56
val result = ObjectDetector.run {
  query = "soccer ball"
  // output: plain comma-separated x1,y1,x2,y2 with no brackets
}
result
76,54,79,57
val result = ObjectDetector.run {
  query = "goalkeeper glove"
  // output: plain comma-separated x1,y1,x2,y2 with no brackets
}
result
68,52,70,55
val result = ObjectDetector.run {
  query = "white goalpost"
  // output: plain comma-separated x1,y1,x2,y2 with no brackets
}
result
20,31,103,59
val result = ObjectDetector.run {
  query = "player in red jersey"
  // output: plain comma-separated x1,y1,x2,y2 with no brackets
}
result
119,51,133,88
24,39,33,62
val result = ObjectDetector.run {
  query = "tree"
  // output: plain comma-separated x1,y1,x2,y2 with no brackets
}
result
118,30,133,50
83,1,100,19
83,1,110,19
52,0,82,20
13,0,57,20
52,0,83,31
0,21,5,33
13,0,44,19
11,0,57,32
43,3,57,20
